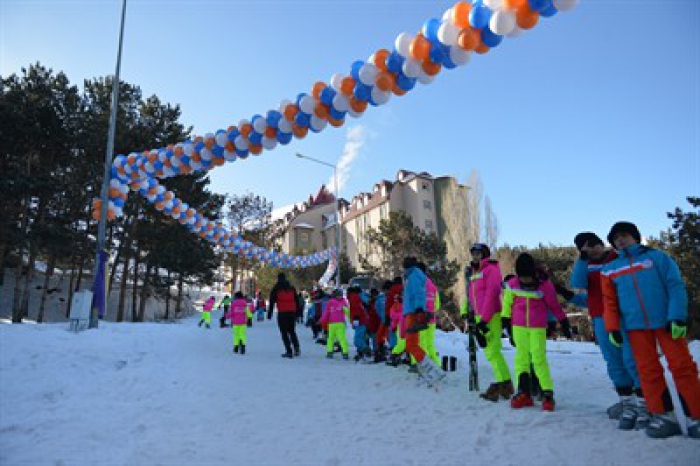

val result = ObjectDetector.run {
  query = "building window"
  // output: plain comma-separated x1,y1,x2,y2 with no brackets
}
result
423,200,432,210
425,220,433,232
422,182,430,191
295,229,311,250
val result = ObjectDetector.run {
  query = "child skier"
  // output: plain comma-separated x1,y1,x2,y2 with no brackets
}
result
226,292,253,354
417,262,440,365
318,289,350,360
199,296,216,328
602,222,700,439
255,292,266,322
501,253,572,411
217,294,232,328
347,287,370,361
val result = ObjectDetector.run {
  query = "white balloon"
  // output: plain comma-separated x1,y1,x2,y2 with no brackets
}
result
224,150,237,162
215,132,227,148
278,99,293,113
204,132,214,141
110,178,121,189
252,117,267,134
358,63,378,86
146,195,156,203
190,160,202,171
441,7,453,22
310,115,328,132
299,95,316,114
371,87,391,105
449,46,471,66
347,107,362,119
277,118,292,134
164,200,174,210
156,185,165,194
238,119,250,129
200,148,213,161
330,73,344,91
170,155,180,167
394,32,414,58
484,0,504,10
234,136,249,150
417,69,435,85
554,0,578,12
262,137,277,150
119,184,129,194
507,26,523,38
490,10,516,36
332,94,350,112
402,58,422,78
139,180,149,190
437,21,460,46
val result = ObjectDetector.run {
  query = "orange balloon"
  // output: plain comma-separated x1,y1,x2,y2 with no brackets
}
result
391,81,407,96
180,165,192,175
147,152,157,163
249,144,263,155
239,124,253,137
410,34,431,62
340,77,356,96
225,141,235,151
126,155,136,165
328,117,344,128
107,209,116,221
204,139,215,150
349,97,368,113
375,72,393,92
264,126,277,138
213,157,225,166
92,199,102,210
314,103,329,119
516,5,539,29
475,42,490,54
92,209,100,221
422,60,442,76
458,27,480,51
283,104,299,121
373,49,390,71
191,153,201,163
109,187,120,198
504,0,527,10
292,124,308,139
174,146,184,157
453,2,472,28
312,81,326,99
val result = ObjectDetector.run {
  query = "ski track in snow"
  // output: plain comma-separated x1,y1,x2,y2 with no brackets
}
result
1,318,698,466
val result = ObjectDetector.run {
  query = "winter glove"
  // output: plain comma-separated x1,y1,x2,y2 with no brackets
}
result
554,283,575,302
501,317,514,347
559,318,573,339
476,320,490,336
666,320,687,340
609,330,623,348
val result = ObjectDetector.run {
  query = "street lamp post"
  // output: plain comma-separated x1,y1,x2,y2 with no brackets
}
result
295,153,342,287
90,0,128,328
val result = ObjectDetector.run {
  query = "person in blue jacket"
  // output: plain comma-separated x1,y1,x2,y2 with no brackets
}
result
570,231,644,430
601,222,699,439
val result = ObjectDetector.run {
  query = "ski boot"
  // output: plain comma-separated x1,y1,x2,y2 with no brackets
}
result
326,352,334,359
645,412,682,439
635,396,650,430
281,351,293,359
541,390,555,412
618,396,638,430
607,401,623,420
233,345,239,354
408,364,419,374
687,419,700,439
480,383,502,402
342,353,349,360
240,344,246,355
386,354,400,367
510,391,535,409
294,347,300,357
499,380,515,400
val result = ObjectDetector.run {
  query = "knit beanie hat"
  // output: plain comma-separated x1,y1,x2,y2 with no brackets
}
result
574,232,603,250
515,253,537,278
470,243,491,258
607,222,641,245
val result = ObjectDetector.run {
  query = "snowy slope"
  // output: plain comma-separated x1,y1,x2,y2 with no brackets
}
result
1,317,698,466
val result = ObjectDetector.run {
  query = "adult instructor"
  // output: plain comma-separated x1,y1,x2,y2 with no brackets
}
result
268,273,302,358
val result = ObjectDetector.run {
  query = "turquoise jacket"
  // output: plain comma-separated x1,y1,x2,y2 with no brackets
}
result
403,266,427,315
601,244,687,331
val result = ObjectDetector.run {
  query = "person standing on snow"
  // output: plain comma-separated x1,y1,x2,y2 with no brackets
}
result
268,273,303,358
255,292,266,322
570,231,646,430
417,262,440,366
226,292,253,354
318,289,351,360
347,287,370,361
402,256,444,385
217,294,232,328
466,244,513,401
602,222,700,439
502,253,572,412
199,296,216,328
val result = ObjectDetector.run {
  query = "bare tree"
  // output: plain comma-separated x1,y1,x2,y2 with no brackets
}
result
465,169,483,246
484,195,499,251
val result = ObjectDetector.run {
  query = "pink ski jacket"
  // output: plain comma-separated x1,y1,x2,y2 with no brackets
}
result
467,259,503,323
319,297,349,325
226,299,252,325
501,277,566,328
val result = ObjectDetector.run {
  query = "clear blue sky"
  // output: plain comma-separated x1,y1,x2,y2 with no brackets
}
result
3,0,698,247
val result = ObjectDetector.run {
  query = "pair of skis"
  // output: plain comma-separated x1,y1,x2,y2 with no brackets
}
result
466,314,479,392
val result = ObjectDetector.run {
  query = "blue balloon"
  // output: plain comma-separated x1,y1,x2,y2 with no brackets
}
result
248,131,263,145
329,107,346,120
320,87,336,106
353,82,372,102
236,149,249,159
211,145,224,157
442,49,457,69
528,0,549,12
386,51,405,73
295,93,308,106
429,45,446,64
266,110,282,128
201,159,213,168
110,166,119,178
397,73,417,91
350,60,365,81
251,114,263,125
227,128,240,142
294,112,311,127
194,141,204,154
422,18,441,43
481,27,502,48
469,4,491,29
277,132,293,145
540,0,558,17
180,155,190,165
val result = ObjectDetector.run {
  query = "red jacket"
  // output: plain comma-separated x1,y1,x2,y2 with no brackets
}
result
347,293,368,325
366,299,381,334
386,283,403,315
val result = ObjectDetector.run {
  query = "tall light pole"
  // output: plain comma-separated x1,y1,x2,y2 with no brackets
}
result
90,0,128,328
295,153,342,287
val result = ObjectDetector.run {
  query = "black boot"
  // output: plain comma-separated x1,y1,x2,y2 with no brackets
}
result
233,345,239,354
294,347,300,357
281,351,293,358
198,320,203,327
240,344,246,355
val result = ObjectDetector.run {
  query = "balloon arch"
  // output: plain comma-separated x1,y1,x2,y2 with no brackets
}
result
94,0,578,276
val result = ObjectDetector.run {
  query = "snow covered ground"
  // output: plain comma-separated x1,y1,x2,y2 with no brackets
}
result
1,316,698,466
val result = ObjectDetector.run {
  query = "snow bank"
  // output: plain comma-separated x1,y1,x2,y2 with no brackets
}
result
1,319,698,465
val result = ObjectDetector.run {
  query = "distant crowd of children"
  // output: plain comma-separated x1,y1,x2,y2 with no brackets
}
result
197,221,699,440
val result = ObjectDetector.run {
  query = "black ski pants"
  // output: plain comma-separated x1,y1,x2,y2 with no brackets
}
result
277,312,299,353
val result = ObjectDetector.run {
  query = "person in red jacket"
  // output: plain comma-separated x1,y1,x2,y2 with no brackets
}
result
267,273,303,358
347,287,370,361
